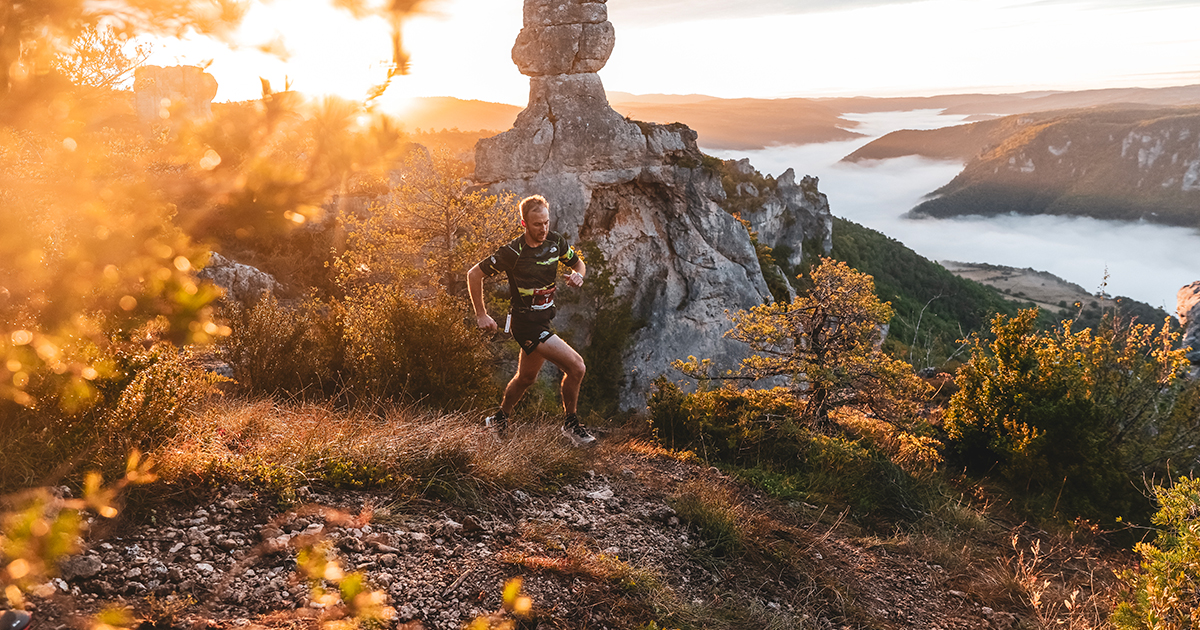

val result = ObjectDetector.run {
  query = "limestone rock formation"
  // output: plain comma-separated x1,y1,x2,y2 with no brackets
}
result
731,161,833,268
1179,281,1200,377
475,0,832,409
133,65,218,125
197,253,284,305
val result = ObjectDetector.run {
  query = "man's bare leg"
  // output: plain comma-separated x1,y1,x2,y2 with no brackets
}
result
499,335,585,415
500,348,546,414
530,335,586,415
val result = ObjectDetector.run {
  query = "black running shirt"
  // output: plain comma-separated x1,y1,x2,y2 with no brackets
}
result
478,232,579,312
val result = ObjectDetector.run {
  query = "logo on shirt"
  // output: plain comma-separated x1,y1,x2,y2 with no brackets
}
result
550,246,557,254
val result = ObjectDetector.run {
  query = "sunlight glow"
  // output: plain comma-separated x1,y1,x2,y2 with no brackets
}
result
606,0,1200,98
142,0,1200,109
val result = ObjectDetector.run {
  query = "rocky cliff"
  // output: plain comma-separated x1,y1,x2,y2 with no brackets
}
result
1179,282,1200,378
904,106,1200,228
474,0,831,410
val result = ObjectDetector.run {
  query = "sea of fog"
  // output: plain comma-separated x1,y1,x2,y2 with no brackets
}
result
705,110,1200,312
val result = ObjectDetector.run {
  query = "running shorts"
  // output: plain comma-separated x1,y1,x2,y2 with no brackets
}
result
511,307,556,355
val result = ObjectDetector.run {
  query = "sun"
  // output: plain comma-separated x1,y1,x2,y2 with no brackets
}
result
141,0,527,107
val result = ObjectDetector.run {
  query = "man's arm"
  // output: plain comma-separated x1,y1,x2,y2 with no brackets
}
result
466,263,498,333
565,258,586,288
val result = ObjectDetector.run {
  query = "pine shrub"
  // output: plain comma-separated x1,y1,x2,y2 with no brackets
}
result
1112,477,1200,630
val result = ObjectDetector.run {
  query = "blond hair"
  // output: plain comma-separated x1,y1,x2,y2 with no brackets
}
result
519,195,549,221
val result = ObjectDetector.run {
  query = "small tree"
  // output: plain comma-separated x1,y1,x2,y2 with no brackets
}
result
53,24,152,89
944,309,1199,523
338,148,518,294
679,258,928,430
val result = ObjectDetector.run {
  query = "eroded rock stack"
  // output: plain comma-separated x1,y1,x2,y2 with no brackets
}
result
133,65,218,125
1179,282,1200,377
735,161,833,268
475,0,831,409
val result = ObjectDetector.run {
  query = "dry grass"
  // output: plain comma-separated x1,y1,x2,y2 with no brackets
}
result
153,398,585,501
888,523,1126,630
985,532,1123,630
833,408,943,475
622,439,697,463
669,477,773,559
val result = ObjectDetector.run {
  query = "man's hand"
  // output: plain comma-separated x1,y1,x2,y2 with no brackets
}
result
565,270,584,288
476,313,498,333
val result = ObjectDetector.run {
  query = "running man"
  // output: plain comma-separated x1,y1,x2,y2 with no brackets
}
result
466,195,595,446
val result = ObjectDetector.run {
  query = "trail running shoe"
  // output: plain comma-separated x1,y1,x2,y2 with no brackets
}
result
1,611,32,630
561,413,596,447
485,410,510,438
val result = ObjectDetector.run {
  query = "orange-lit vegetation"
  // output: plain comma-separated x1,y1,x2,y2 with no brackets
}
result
3,3,1200,628
944,309,1200,526
157,399,582,500
674,259,931,431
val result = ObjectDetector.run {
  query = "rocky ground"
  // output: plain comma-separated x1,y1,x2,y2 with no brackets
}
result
24,434,1116,630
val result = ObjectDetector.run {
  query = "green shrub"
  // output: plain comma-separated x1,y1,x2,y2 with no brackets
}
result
648,379,930,524
220,287,497,409
0,337,221,492
944,309,1198,525
341,286,495,408
1112,477,1200,630
220,294,343,398
647,378,804,462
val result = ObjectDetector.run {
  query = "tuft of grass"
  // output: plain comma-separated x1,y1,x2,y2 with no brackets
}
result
623,439,697,463
499,521,665,595
669,478,764,558
154,398,585,503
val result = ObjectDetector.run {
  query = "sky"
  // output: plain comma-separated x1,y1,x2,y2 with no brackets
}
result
144,0,1200,108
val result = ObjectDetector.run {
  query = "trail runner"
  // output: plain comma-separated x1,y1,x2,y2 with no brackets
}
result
466,195,595,446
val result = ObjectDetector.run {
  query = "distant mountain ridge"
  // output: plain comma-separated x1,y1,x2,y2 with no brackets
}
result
605,95,863,149
818,84,1200,116
901,106,1200,228
398,84,1200,151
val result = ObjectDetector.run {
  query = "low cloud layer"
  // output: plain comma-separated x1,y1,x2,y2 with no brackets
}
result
707,111,1200,312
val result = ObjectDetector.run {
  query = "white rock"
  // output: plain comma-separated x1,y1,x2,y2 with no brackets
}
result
586,488,614,501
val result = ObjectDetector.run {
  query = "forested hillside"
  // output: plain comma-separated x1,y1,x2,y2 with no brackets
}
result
852,106,1200,228
827,218,1022,368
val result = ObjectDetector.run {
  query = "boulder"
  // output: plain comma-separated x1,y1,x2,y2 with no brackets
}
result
197,252,284,304
133,65,218,125
513,0,614,76
1179,281,1200,377
523,0,608,27
59,555,103,581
